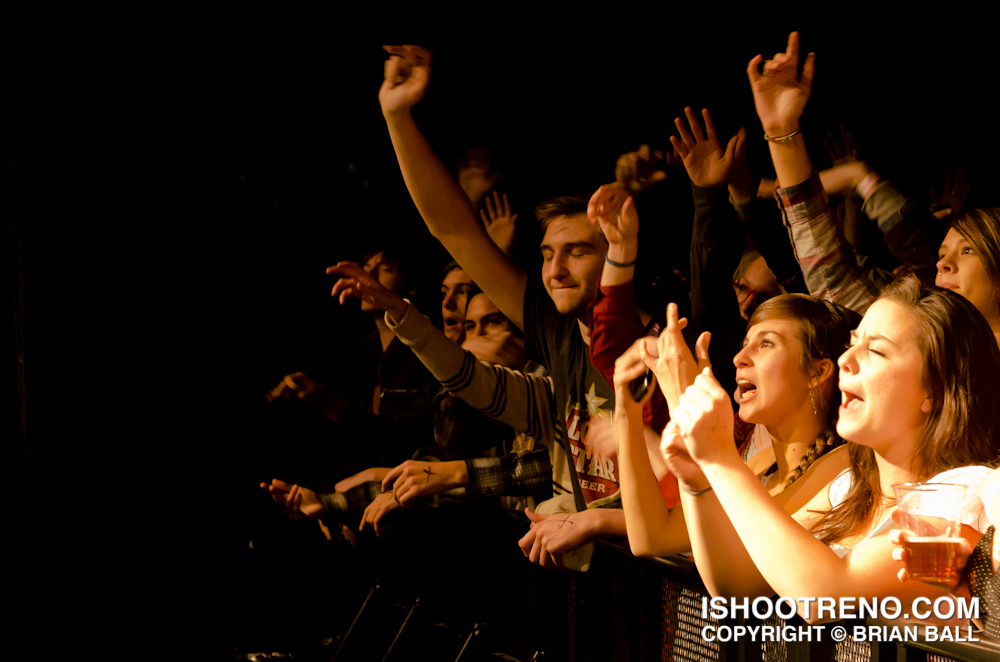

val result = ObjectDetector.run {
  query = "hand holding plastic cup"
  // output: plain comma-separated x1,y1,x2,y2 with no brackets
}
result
892,482,968,584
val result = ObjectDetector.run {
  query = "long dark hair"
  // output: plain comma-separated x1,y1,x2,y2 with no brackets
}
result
812,275,1000,544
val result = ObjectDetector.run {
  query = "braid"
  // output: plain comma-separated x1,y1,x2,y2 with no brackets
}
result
784,427,843,488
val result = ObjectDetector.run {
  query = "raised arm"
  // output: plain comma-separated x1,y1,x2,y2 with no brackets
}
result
587,184,648,383
748,32,814,189
750,34,886,314
379,45,527,327
673,369,960,619
671,107,746,390
613,340,692,556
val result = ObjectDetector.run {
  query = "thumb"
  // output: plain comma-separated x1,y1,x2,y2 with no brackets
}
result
723,134,739,163
382,465,403,493
639,338,658,370
695,332,712,369
800,52,816,92
384,56,401,89
734,127,747,157
524,507,547,523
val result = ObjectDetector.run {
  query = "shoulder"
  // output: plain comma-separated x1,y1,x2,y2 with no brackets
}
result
928,465,995,533
778,446,850,515
927,465,993,485
827,466,854,508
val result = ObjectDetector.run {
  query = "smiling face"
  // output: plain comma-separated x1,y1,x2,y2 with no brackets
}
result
836,299,931,459
936,227,995,324
732,318,814,426
463,292,515,339
441,267,475,344
539,214,607,320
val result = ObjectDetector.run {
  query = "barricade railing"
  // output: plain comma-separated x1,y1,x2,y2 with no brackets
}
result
332,508,1000,662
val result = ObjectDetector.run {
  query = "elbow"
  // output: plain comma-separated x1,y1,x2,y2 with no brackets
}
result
627,539,657,559
627,537,685,560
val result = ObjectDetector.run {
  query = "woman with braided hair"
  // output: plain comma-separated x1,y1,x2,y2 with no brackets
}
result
665,275,1000,615
655,31,1000,618
614,293,858,557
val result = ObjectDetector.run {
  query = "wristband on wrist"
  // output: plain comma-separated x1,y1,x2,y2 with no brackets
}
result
856,172,884,200
764,128,802,143
605,254,637,268
681,484,714,497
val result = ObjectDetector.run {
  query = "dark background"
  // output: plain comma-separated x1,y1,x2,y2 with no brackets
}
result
4,15,998,658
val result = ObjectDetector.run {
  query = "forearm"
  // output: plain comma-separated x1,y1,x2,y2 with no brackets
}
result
466,449,552,499
700,455,933,621
682,486,773,598
384,110,480,242
388,302,553,440
383,110,526,325
689,183,744,329
588,507,628,539
335,467,390,493
589,283,645,388
766,133,812,190
602,239,637,287
617,410,690,556
434,460,469,490
780,173,886,314
866,182,945,285
732,196,804,288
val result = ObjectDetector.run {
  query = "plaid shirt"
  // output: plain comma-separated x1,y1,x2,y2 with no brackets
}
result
465,448,552,499
777,172,891,314
387,301,571,502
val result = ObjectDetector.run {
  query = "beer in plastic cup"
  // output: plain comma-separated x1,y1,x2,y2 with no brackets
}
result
892,482,967,584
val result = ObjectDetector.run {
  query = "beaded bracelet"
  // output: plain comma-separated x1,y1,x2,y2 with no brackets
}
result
763,128,802,143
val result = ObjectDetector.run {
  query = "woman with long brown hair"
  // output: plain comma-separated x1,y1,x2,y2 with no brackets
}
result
665,275,999,613
660,33,1000,614
614,294,857,557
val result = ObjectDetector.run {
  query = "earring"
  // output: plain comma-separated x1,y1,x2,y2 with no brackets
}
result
810,388,818,416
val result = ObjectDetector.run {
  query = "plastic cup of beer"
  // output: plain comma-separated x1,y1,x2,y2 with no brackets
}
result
892,482,967,584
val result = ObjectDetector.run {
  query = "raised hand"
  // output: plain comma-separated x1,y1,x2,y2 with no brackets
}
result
659,419,712,494
670,107,746,189
669,368,736,466
379,45,432,115
747,32,815,137
480,191,518,257
587,184,638,246
818,161,874,198
326,261,409,321
930,168,971,217
613,336,659,420
823,125,860,166
642,303,711,411
260,479,328,521
615,144,671,194
461,330,526,369
458,147,498,209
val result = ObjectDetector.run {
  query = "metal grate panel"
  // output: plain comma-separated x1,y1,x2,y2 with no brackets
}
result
660,583,722,662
